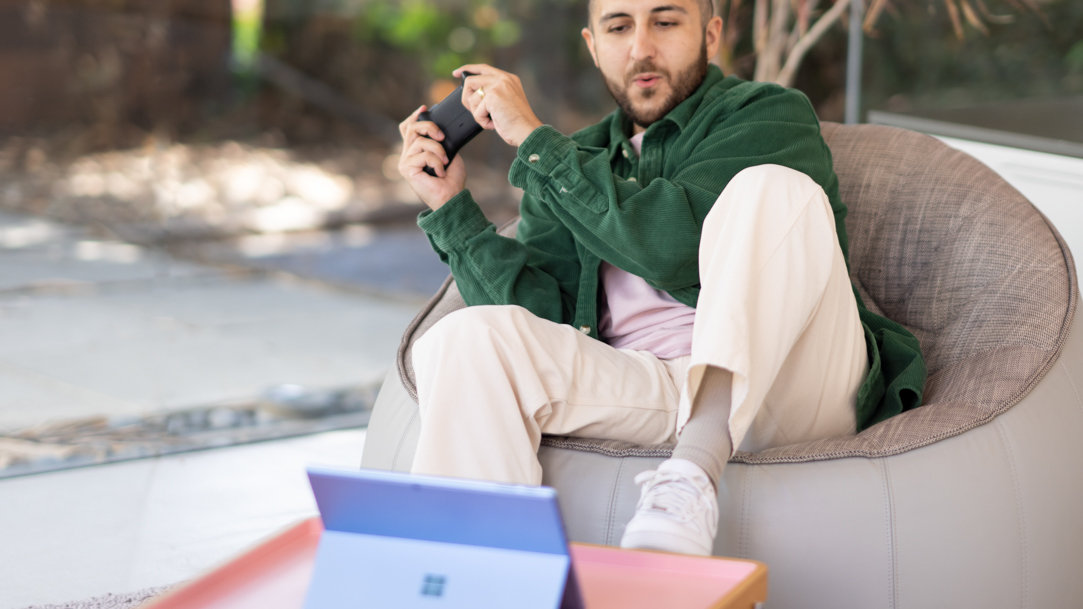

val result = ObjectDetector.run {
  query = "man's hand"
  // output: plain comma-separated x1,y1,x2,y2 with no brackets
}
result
456,64,543,148
398,105,467,211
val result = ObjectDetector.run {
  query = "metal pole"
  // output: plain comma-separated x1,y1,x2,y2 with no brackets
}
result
845,0,864,124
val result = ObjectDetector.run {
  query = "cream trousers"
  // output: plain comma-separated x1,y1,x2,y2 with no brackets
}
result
411,165,868,485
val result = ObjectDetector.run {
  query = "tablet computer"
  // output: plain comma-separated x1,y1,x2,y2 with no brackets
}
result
304,467,583,609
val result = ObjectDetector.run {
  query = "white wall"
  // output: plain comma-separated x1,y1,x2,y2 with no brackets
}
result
939,137,1083,264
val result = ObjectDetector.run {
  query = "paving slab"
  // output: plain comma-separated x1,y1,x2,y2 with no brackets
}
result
1,302,403,428
0,360,136,431
0,211,213,291
176,223,451,299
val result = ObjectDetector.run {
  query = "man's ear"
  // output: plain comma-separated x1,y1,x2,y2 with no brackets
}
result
704,15,723,59
581,27,600,68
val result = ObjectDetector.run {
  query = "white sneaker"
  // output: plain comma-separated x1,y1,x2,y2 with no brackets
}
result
620,458,719,556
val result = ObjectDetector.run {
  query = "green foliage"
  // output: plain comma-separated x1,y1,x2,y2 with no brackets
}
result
232,11,263,73
1067,41,1083,74
356,0,526,79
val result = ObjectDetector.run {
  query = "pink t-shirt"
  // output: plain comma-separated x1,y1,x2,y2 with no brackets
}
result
598,133,696,359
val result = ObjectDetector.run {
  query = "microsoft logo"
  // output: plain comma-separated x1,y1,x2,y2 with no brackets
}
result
420,574,447,598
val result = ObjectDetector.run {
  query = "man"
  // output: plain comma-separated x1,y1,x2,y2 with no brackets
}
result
397,0,925,556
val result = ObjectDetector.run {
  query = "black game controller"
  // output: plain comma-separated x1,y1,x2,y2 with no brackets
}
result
418,72,484,176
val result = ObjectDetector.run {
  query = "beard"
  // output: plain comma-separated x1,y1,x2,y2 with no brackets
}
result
603,43,709,130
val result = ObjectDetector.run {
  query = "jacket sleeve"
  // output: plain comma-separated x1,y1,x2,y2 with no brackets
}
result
417,188,580,325
508,85,836,295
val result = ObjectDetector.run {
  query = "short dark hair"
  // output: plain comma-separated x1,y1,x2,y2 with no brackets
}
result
588,0,716,26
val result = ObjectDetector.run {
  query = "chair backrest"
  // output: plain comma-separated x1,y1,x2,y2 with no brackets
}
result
763,122,1077,463
397,123,1078,463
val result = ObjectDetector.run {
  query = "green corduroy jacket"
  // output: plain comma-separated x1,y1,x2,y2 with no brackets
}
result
418,64,926,430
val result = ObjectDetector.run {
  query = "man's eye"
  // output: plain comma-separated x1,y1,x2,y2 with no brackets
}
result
656,20,678,28
608,24,629,33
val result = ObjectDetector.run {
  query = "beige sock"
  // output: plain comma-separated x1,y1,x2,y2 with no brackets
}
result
671,367,734,488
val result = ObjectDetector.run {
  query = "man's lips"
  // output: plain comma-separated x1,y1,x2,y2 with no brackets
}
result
632,73,663,88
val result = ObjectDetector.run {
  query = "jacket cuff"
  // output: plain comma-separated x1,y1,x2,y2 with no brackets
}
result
417,189,493,254
509,125,578,191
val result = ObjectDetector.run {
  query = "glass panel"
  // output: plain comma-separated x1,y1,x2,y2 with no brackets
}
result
860,0,1083,157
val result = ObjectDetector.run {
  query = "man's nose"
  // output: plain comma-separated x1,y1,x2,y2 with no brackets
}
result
629,25,656,61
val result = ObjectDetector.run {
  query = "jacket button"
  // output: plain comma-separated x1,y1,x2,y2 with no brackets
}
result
628,177,637,183
579,325,591,334
622,149,630,159
528,153,540,163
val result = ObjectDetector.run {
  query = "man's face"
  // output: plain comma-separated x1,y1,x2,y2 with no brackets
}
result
583,0,722,132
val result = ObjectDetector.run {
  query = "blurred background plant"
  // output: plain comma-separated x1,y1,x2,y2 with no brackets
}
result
3,0,1076,150
862,0,1082,114
716,0,1052,88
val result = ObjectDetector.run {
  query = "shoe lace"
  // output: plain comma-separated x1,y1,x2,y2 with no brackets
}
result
633,469,713,521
